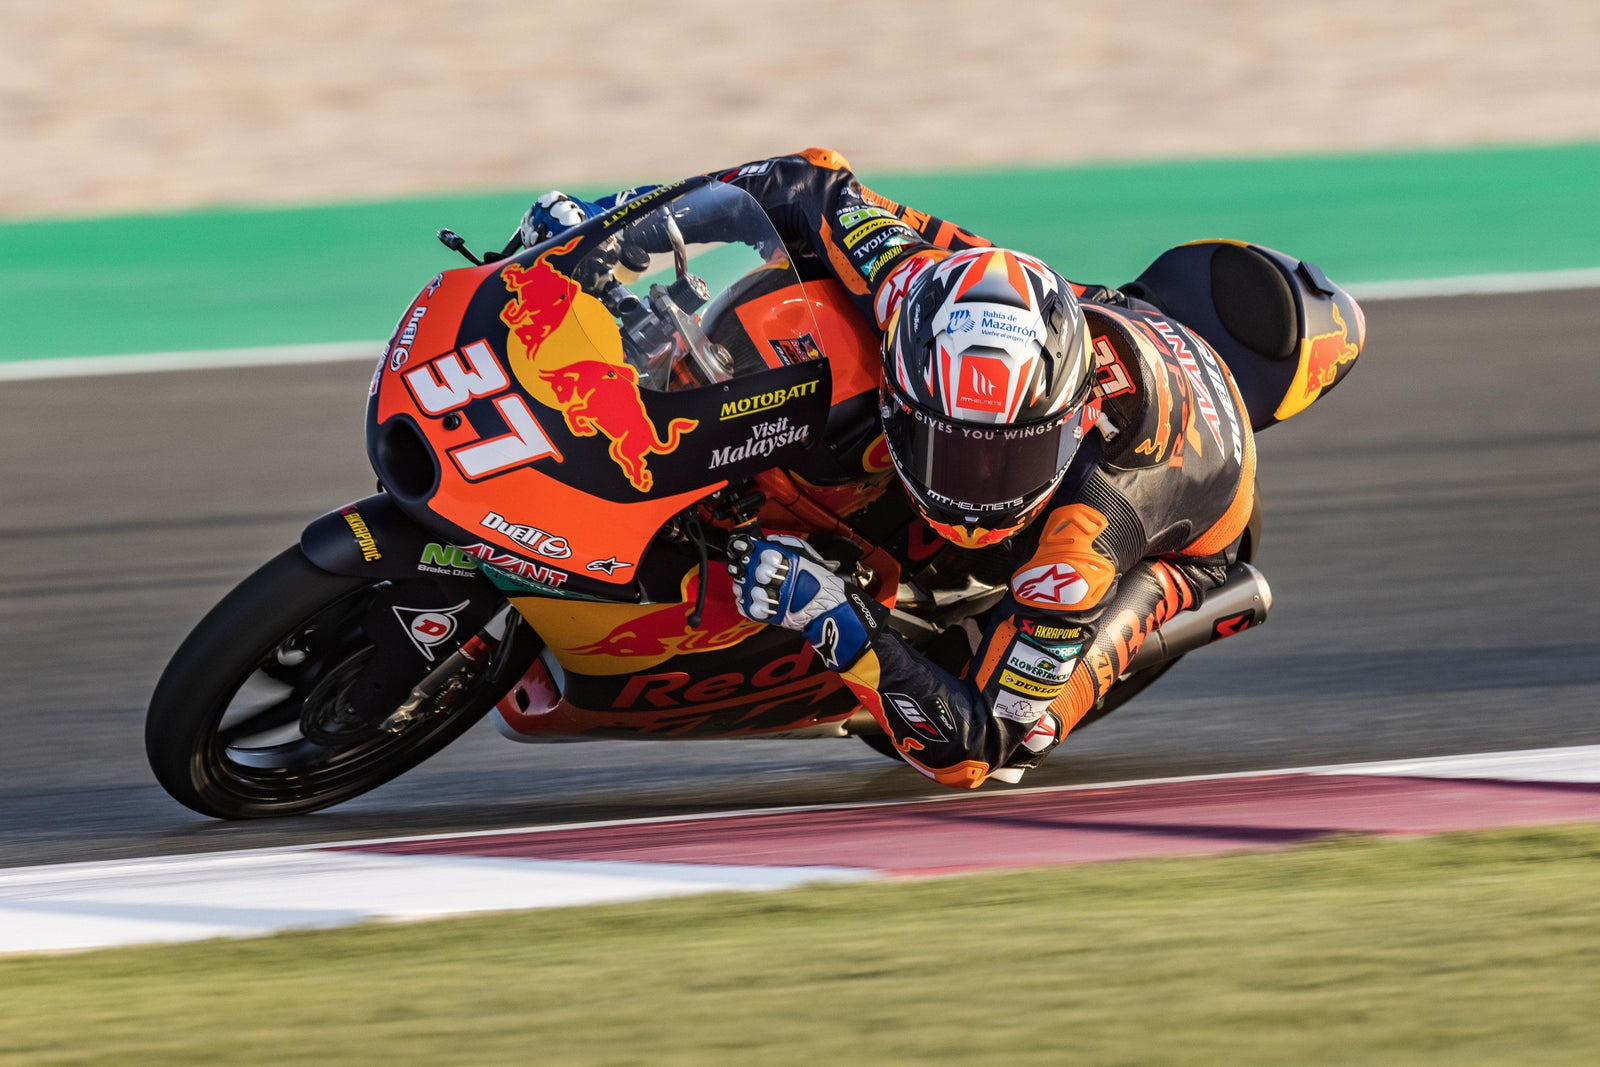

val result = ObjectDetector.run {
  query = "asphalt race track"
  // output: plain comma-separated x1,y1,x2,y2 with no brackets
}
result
2,290,1597,869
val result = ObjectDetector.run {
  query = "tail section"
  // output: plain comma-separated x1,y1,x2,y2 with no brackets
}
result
1123,241,1365,432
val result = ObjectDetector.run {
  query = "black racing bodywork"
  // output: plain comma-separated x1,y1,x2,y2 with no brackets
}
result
1124,240,1366,431
299,491,514,727
299,492,465,581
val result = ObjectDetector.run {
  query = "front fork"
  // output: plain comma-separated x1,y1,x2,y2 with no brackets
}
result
379,603,520,732
299,493,536,730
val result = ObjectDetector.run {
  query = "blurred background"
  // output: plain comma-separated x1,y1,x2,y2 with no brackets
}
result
1,1,1597,870
3,3,1600,1057
5,0,1600,218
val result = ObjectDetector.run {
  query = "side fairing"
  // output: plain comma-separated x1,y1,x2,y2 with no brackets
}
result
365,182,833,603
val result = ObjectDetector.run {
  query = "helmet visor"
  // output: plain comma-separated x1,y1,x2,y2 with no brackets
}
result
882,390,1090,514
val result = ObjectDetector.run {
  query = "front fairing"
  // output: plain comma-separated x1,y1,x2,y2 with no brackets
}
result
367,179,831,602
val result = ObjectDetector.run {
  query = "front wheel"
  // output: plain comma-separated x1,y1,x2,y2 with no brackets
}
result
146,546,515,819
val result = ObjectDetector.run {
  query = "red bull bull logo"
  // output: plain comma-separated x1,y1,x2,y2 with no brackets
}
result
1301,304,1360,398
570,568,763,660
541,360,697,492
499,238,582,357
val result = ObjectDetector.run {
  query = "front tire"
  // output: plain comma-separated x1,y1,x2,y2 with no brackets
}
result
145,547,505,819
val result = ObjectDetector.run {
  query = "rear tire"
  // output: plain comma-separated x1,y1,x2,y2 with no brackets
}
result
146,547,507,819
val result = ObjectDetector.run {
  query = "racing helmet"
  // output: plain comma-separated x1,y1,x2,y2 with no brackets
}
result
880,249,1095,549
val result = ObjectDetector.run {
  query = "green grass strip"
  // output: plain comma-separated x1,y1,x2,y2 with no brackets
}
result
2,140,1598,362
4,823,1600,1065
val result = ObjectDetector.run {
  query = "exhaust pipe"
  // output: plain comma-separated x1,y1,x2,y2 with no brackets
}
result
1123,562,1272,674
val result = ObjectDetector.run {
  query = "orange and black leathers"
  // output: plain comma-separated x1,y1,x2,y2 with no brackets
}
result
713,148,991,328
722,150,1255,788
824,304,1253,788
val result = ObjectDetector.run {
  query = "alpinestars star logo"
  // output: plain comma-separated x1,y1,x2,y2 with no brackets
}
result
1012,563,1089,607
815,616,842,669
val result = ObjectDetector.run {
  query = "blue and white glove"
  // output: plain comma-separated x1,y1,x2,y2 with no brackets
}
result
727,534,880,671
517,190,604,249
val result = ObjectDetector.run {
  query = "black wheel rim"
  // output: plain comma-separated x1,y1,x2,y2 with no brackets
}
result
197,582,484,809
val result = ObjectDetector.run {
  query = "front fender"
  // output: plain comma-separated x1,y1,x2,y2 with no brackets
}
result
300,493,483,583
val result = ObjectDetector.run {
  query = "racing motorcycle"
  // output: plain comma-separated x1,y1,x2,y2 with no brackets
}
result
145,178,1365,818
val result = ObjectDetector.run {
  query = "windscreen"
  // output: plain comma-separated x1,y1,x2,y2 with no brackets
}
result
566,182,809,393
368,178,836,600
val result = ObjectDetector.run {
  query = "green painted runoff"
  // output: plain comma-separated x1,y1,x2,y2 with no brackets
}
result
2,141,1596,361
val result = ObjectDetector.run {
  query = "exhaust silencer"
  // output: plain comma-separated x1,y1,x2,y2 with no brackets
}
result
1123,562,1272,674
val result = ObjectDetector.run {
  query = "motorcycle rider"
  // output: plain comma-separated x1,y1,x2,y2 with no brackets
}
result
516,148,1255,788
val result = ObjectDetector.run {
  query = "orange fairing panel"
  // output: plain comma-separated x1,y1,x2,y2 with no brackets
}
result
804,278,883,403
368,181,833,600
372,249,719,594
733,276,881,404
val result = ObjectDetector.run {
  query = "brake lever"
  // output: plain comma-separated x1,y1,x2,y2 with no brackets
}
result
436,229,483,266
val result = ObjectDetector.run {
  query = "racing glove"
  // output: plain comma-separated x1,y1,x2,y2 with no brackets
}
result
727,534,882,671
517,190,604,249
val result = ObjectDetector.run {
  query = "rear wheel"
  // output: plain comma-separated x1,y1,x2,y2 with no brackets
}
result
145,546,522,819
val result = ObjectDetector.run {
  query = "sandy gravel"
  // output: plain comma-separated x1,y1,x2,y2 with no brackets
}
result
3,0,1599,218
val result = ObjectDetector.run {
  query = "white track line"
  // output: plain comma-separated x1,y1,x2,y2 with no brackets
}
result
3,268,1597,384
0,853,869,955
0,340,378,382
23,742,1594,879
1302,745,1600,783
1,743,1595,955
291,743,1600,855
1345,266,1600,300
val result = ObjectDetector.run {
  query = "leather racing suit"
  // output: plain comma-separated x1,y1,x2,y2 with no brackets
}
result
583,148,1257,788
